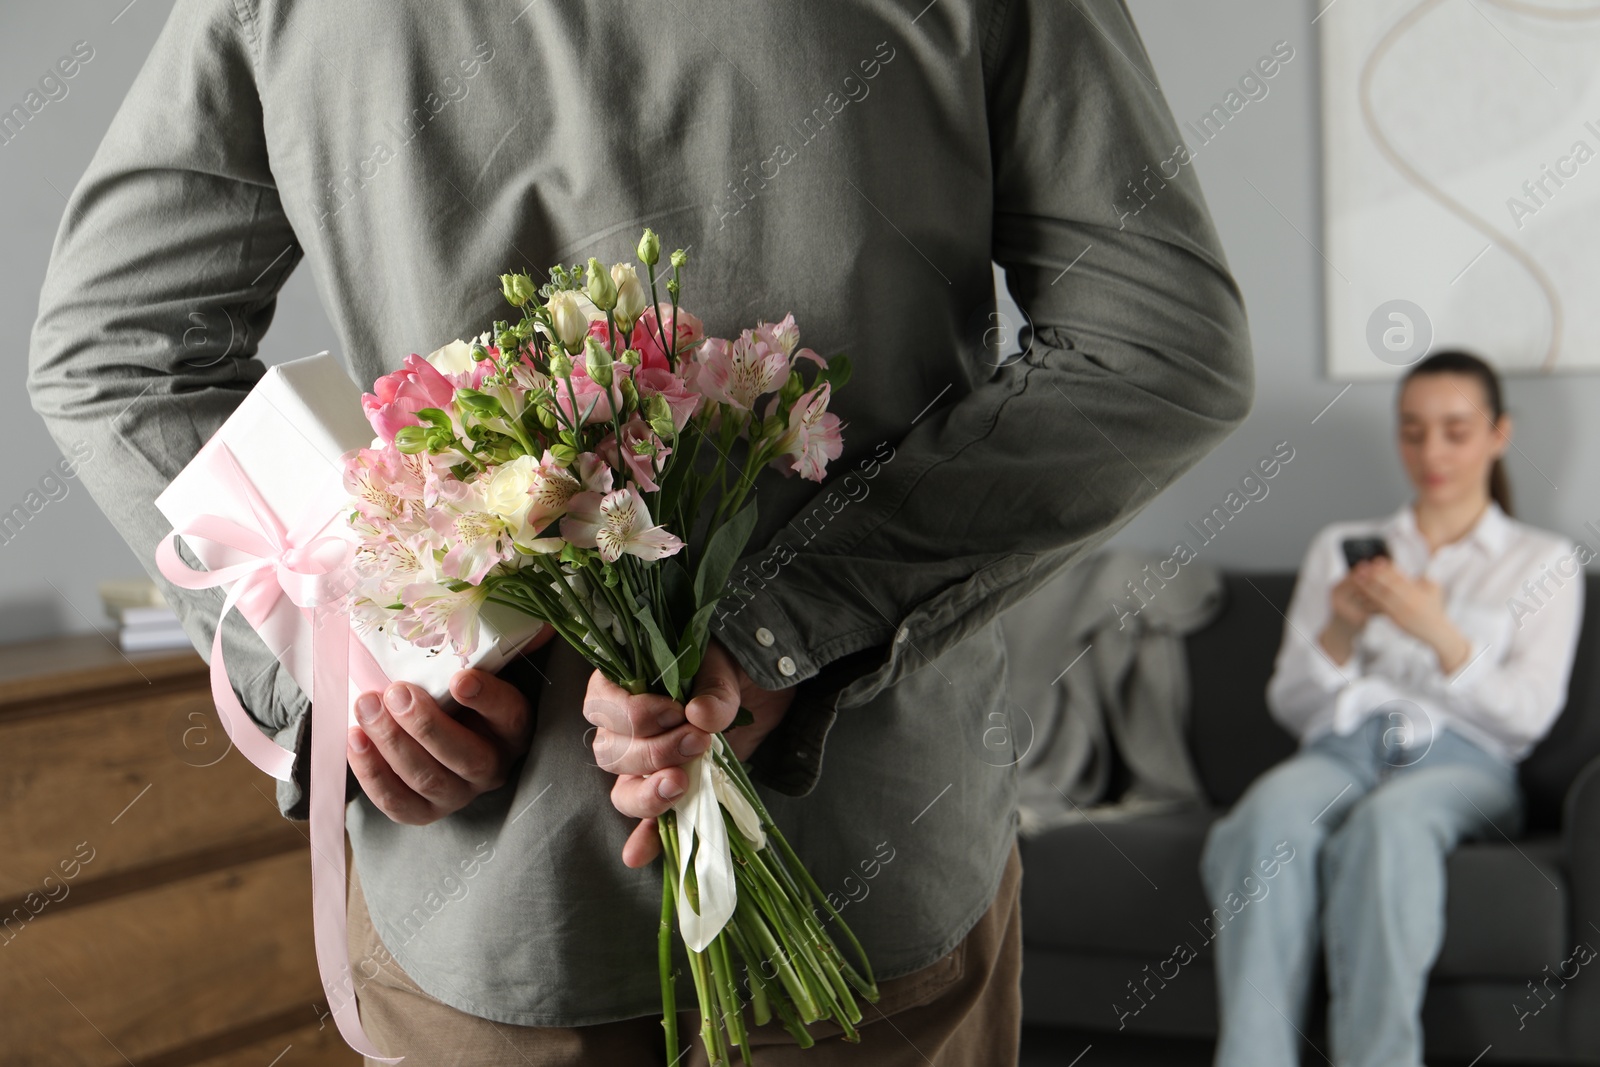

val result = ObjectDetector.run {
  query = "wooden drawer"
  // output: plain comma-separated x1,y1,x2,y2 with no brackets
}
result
0,634,359,1066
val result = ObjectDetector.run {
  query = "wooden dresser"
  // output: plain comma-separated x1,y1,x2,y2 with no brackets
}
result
0,634,361,1067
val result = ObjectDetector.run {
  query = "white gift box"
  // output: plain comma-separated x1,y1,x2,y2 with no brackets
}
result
154,352,547,727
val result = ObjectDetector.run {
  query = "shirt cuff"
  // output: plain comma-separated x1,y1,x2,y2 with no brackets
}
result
1306,638,1359,692
710,591,820,692
1440,636,1488,689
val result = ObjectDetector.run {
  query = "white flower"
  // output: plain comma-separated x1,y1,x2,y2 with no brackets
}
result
559,486,684,563
611,263,646,328
426,339,478,376
485,454,539,525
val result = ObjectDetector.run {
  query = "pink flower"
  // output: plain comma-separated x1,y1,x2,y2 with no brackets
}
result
633,367,703,432
754,313,800,358
553,361,628,425
361,354,458,443
343,445,416,522
391,579,491,659
560,486,685,563
634,304,704,369
693,330,790,411
598,417,672,493
426,482,517,585
767,381,844,482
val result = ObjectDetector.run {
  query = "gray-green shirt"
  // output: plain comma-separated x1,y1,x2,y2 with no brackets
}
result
27,0,1253,1026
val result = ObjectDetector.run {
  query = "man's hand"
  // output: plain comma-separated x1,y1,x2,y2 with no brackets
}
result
1350,557,1473,673
347,624,556,825
585,637,795,869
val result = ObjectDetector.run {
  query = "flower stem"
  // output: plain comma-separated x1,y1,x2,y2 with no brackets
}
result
658,817,680,1066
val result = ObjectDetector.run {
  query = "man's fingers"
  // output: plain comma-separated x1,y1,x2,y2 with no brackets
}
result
450,669,533,752
592,721,712,776
610,769,688,819
582,677,684,741
348,726,437,825
353,685,487,806
622,816,664,869
685,641,742,734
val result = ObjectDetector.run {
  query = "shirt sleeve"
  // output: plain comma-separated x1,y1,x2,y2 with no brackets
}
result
716,0,1255,796
25,0,318,819
1422,539,1585,758
1266,526,1363,741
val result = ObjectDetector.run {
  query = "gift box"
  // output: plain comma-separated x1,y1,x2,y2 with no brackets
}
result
154,352,546,726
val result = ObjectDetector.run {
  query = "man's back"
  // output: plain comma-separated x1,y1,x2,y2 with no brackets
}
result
27,0,1253,1029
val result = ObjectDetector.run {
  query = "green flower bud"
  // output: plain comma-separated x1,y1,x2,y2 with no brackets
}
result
456,389,504,418
550,442,577,465
646,393,676,439
620,348,642,367
583,336,614,388
535,400,557,428
586,257,618,312
780,369,804,406
619,376,639,411
637,229,661,267
500,272,537,308
670,248,688,269
549,349,572,377
394,426,429,454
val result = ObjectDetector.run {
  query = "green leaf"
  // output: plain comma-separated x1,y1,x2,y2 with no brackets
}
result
818,352,852,391
632,601,683,700
693,499,758,610
673,601,719,684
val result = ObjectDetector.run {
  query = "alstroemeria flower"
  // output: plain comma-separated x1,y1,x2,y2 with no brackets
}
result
598,417,671,493
693,330,791,411
559,486,684,562
391,579,492,658
427,482,517,585
767,381,844,482
344,445,419,523
361,353,458,443
754,313,800,359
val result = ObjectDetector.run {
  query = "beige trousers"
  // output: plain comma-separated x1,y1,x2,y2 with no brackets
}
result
348,839,1023,1066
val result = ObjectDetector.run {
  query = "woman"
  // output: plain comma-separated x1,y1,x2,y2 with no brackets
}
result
1200,350,1586,1067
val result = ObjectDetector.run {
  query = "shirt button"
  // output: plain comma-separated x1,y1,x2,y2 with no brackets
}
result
777,656,797,677
755,627,775,647
895,627,910,644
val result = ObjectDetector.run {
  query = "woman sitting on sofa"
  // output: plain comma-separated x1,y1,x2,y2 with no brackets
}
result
1200,350,1586,1067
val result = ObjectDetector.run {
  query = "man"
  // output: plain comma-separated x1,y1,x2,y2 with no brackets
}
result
27,1,1253,1062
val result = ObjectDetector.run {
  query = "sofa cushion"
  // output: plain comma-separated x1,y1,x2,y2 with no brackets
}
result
1434,835,1568,978
1020,813,1568,980
1184,573,1298,809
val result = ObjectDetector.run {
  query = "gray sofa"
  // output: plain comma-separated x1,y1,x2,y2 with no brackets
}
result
1019,571,1600,1063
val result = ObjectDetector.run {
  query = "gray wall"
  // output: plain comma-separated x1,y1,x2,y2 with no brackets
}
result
3,0,1591,646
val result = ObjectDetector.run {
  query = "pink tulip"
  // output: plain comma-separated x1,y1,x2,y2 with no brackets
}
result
361,353,458,443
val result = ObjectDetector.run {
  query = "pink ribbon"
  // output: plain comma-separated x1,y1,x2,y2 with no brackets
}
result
156,442,404,1064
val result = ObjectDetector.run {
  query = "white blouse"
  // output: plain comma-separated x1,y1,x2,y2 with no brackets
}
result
1266,500,1586,764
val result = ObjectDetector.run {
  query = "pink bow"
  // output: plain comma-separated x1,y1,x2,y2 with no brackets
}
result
157,442,403,1064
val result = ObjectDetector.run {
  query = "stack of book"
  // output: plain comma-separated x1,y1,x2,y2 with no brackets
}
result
100,579,192,653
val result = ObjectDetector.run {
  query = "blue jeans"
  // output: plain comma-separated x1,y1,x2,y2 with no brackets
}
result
1199,712,1523,1067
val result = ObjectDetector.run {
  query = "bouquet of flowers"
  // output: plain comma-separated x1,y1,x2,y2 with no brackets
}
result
340,229,877,1063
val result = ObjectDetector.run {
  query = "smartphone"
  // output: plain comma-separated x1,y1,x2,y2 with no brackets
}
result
1342,536,1389,569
